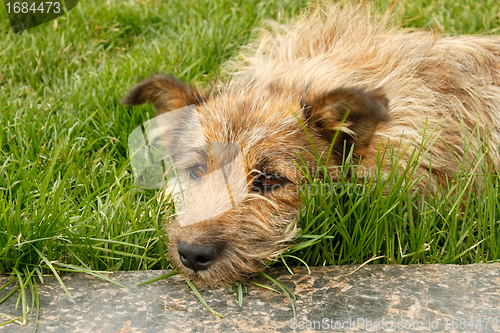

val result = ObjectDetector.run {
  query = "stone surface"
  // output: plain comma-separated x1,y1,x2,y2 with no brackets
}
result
0,264,499,332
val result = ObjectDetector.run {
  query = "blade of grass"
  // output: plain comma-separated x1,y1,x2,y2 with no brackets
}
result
237,282,245,307
32,246,73,302
259,272,296,318
186,280,223,318
12,268,27,325
137,271,180,285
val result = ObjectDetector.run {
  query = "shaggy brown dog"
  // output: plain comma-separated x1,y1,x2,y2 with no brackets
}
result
122,2,500,286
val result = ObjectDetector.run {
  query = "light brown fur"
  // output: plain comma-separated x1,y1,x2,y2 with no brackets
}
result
122,2,500,286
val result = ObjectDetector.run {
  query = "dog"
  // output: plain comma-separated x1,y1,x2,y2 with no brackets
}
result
122,2,500,286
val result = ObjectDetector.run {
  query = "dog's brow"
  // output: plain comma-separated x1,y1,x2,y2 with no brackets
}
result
254,157,294,177
175,148,208,164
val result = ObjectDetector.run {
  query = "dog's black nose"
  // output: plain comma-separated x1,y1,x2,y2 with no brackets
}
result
177,241,217,272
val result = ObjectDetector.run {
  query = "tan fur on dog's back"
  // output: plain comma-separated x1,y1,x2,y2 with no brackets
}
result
229,2,500,191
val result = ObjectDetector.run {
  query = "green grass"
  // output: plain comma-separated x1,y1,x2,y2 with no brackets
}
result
0,0,499,327
284,125,500,268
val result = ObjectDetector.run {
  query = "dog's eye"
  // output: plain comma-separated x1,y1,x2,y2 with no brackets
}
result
188,165,206,180
251,173,284,193
261,175,281,186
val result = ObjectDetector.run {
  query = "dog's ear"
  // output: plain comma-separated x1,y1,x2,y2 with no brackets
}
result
121,75,205,115
304,87,390,153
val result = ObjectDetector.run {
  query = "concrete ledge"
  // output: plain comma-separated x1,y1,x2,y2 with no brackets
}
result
1,264,499,332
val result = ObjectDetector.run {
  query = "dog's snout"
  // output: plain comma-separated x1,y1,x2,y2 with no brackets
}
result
177,241,217,272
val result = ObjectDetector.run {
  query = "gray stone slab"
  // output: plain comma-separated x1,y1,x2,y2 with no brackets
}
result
0,264,499,332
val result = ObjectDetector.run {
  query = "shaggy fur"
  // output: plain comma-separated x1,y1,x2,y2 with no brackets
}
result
122,2,500,286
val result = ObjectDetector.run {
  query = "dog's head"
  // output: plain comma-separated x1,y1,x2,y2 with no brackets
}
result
122,75,389,285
